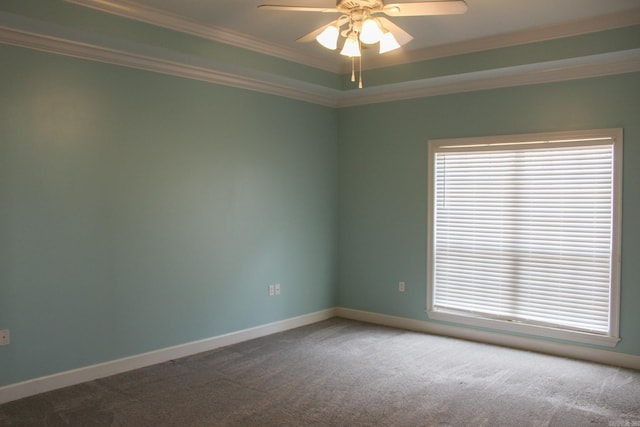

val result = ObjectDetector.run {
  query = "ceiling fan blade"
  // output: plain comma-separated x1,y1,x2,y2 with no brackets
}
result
258,5,338,13
296,20,338,42
383,0,468,16
377,17,413,46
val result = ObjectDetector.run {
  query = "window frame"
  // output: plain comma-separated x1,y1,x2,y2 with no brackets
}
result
427,129,622,347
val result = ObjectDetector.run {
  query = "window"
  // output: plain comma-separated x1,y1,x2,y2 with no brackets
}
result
427,129,622,347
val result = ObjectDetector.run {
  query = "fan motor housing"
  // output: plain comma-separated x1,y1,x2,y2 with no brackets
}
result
337,0,384,12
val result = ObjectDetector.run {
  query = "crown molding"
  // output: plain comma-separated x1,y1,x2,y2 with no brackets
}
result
1,11,639,109
362,7,640,71
0,12,341,107
62,0,640,76
64,0,342,74
337,49,640,107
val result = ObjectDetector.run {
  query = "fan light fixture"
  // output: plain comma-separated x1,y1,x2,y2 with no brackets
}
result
340,33,361,57
316,25,339,50
360,18,383,44
258,0,469,88
378,30,400,53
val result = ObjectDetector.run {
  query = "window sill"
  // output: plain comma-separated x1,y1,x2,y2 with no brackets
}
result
427,308,620,348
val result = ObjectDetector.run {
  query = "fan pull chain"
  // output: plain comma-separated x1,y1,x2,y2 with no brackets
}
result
358,55,363,89
351,57,355,82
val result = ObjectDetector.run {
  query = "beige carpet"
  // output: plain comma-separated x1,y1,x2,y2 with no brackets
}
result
1,318,639,426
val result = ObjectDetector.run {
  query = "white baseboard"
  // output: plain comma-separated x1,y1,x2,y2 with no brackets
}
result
335,307,640,371
0,308,337,405
3,306,637,405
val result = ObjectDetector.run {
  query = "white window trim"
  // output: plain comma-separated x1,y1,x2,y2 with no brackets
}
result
427,128,622,347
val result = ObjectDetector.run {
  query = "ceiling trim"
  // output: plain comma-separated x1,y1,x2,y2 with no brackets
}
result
0,13,341,107
364,7,640,71
336,49,640,107
1,11,639,109
64,0,640,76
64,0,342,73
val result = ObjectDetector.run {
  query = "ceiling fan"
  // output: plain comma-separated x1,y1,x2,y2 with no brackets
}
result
258,0,468,87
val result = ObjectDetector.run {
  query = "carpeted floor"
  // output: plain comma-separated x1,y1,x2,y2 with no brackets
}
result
1,318,639,426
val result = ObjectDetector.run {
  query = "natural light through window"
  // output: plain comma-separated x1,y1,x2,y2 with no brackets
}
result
427,129,622,347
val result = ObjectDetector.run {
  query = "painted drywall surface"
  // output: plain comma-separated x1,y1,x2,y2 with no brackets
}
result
343,25,640,89
337,72,640,355
0,0,342,90
0,44,338,386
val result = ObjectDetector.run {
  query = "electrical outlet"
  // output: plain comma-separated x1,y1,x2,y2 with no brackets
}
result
0,329,9,346
275,283,281,295
268,285,275,296
399,281,405,292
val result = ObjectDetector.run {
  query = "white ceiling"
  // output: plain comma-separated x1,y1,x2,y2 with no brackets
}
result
84,0,640,70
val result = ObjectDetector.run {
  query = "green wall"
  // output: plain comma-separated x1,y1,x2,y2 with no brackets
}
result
1,13,639,390
337,72,640,355
0,45,338,386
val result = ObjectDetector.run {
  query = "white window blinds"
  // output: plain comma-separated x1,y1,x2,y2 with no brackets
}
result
428,130,622,344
